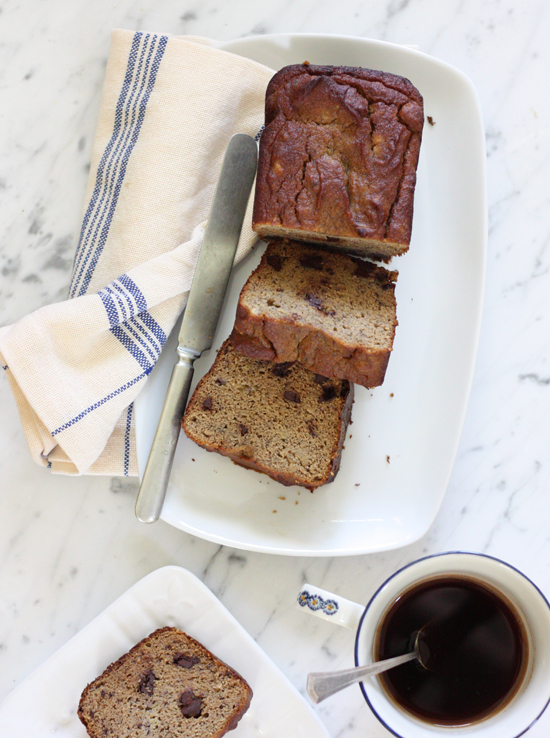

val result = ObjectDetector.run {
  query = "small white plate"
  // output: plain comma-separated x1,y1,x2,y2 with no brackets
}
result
135,34,487,556
0,566,329,738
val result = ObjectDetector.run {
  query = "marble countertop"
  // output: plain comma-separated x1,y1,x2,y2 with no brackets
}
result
1,0,550,736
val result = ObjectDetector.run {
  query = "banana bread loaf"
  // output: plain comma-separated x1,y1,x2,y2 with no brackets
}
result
182,339,353,490
253,63,424,262
230,240,398,388
78,627,252,738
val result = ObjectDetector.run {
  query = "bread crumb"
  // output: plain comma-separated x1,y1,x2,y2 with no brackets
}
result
355,483,360,487
273,510,277,513
191,458,195,462
295,501,299,505
390,393,394,398
386,455,390,464
278,496,286,500
427,115,435,125
349,434,353,438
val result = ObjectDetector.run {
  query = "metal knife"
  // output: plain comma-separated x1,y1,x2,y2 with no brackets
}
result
135,133,258,523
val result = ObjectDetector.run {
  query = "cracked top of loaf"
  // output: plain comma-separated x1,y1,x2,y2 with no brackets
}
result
252,63,424,261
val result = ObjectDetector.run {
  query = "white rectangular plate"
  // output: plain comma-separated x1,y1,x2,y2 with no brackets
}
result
0,566,329,738
135,34,487,556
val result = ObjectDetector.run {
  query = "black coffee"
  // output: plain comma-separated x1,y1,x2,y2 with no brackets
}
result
374,576,528,726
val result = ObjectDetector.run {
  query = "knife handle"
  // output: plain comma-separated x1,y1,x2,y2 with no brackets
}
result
135,347,197,523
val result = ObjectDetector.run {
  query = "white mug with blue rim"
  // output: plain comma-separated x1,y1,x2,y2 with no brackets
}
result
298,552,550,738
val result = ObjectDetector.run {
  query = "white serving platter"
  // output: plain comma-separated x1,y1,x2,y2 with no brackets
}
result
135,34,487,556
0,566,329,738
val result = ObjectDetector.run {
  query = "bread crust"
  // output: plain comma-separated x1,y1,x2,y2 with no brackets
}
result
230,320,391,389
253,63,424,261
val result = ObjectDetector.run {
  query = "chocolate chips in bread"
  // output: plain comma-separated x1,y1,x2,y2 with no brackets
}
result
182,339,353,490
231,240,398,388
78,627,252,738
253,63,424,262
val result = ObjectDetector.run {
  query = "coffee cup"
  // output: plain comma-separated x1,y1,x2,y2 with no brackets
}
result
297,552,550,738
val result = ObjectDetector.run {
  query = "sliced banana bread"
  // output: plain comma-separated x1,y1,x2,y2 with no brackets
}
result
253,63,424,261
78,627,252,738
230,240,398,388
182,339,353,490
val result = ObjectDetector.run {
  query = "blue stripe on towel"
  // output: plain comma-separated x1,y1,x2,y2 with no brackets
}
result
51,372,147,436
98,273,149,328
70,32,156,294
118,274,147,313
124,403,133,475
69,32,168,298
97,271,166,365
77,35,168,296
131,315,165,355
70,33,144,295
98,289,119,328
69,33,141,291
110,325,155,374
136,311,166,348
122,321,158,364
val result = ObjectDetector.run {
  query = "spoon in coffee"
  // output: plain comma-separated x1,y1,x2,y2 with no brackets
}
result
307,632,430,704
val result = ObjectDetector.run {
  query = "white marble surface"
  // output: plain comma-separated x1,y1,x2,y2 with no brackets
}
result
1,0,550,736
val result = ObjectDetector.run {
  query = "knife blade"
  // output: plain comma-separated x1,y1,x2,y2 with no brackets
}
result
135,133,258,523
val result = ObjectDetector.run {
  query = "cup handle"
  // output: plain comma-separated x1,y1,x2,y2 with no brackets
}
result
297,583,365,630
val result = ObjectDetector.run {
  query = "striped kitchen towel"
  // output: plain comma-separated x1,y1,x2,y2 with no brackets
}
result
0,30,274,476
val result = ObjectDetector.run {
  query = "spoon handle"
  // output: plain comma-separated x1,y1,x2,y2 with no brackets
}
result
307,651,417,704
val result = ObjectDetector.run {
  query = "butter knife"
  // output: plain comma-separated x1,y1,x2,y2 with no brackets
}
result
135,133,258,523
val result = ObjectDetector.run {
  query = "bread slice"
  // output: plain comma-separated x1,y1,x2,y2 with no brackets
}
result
78,627,252,738
182,339,353,490
230,240,398,388
253,64,424,262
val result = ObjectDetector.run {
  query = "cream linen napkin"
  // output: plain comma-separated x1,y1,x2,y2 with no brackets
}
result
0,30,274,476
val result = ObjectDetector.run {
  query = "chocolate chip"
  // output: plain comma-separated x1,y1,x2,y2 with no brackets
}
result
341,381,350,397
299,253,324,270
305,292,322,310
305,292,335,316
313,373,330,384
284,389,301,403
319,385,337,402
356,226,369,238
239,423,249,436
178,690,202,718
138,671,156,696
215,377,227,385
173,653,200,669
354,259,377,279
266,253,284,271
202,396,213,410
272,362,294,377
